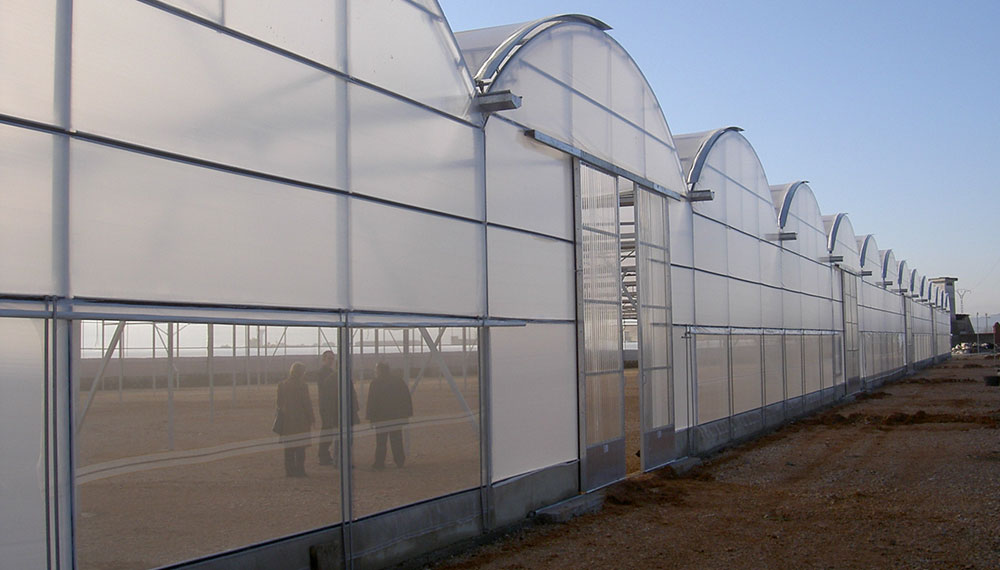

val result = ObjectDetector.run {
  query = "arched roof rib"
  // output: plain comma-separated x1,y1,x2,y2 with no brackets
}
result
858,235,883,279
457,14,611,89
770,181,811,229
824,213,861,272
677,126,745,190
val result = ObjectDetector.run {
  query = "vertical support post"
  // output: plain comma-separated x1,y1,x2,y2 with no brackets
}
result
231,324,237,403
118,323,124,403
167,322,175,451
208,324,215,423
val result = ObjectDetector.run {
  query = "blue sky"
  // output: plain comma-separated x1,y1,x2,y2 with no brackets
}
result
439,0,1000,324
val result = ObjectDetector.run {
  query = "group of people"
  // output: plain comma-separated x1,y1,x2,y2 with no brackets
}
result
274,352,413,477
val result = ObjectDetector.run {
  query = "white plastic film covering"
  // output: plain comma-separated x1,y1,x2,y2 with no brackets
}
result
0,318,47,568
485,119,573,239
829,215,861,272
670,267,695,324
637,189,672,429
695,272,729,326
579,164,623,445
73,0,347,188
731,335,763,414
348,0,475,119
729,280,761,328
693,216,728,275
0,125,55,295
728,231,761,283
0,0,56,124
487,227,574,320
349,84,482,219
159,0,348,72
761,286,783,329
763,335,784,405
491,23,685,194
785,335,803,398
490,324,578,482
696,334,730,424
668,202,695,268
70,141,348,308
350,200,483,316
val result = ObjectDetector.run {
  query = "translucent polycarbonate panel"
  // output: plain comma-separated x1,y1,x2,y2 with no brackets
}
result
695,272,729,326
763,335,784,405
693,216,728,275
487,227,574,320
351,326,480,518
729,280,761,328
637,189,672,429
70,142,347,308
349,84,482,219
75,321,344,569
803,336,822,394
731,335,763,414
0,0,57,123
72,0,347,187
348,0,474,119
579,163,623,445
761,286,783,329
351,200,483,316
785,335,803,398
0,318,47,568
0,125,55,295
727,231,761,282
490,324,577,482
583,372,622,444
485,119,573,239
671,267,695,324
696,335,730,424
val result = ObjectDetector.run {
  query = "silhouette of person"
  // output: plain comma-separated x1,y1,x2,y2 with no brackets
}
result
276,362,314,477
316,350,359,467
365,362,413,469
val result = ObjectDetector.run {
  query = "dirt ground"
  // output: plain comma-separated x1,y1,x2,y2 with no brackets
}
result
431,355,1000,570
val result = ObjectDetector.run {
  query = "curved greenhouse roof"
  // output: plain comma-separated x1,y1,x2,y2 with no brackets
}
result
457,16,686,194
824,213,861,272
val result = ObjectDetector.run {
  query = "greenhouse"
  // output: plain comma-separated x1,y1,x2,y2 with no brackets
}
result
0,2,952,569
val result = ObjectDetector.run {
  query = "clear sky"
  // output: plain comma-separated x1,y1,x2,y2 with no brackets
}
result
439,0,1000,324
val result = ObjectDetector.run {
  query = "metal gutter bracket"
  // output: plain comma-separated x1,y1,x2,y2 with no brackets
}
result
688,189,715,202
766,232,798,241
475,90,522,113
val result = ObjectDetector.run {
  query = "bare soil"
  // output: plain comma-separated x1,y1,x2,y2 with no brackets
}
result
431,355,1000,570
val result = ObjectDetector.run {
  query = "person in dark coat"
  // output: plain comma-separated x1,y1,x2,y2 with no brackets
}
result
276,362,314,477
365,362,413,469
315,350,359,466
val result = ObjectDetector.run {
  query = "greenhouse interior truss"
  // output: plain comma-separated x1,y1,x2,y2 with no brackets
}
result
0,2,954,569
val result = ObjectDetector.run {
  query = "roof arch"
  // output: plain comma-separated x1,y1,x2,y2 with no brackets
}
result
458,14,611,87
770,181,828,263
823,213,861,272
858,235,883,281
896,260,910,292
456,16,686,194
879,249,898,287
674,127,777,236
